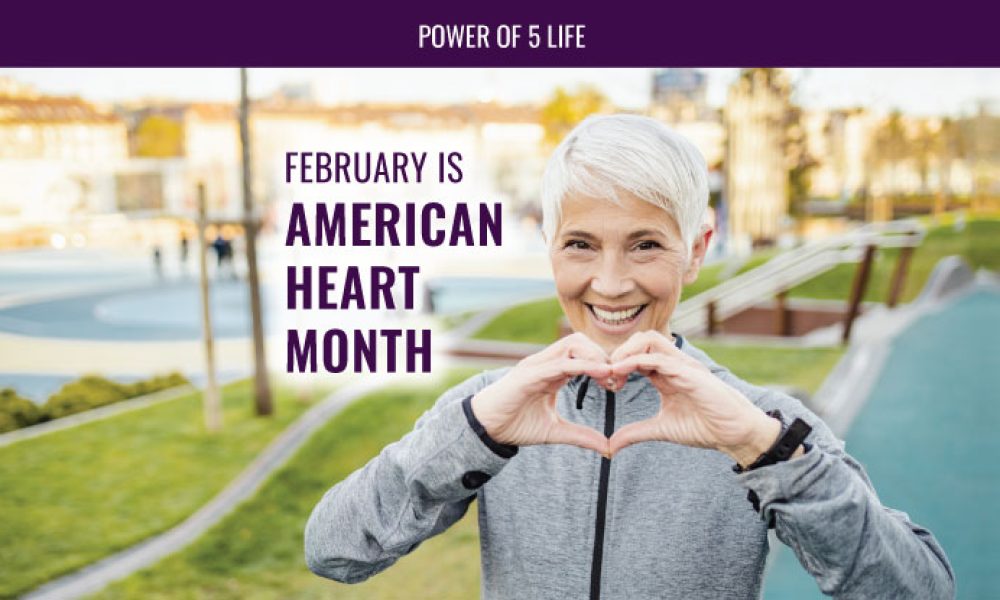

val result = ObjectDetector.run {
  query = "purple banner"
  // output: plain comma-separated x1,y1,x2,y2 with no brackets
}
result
4,1,1000,66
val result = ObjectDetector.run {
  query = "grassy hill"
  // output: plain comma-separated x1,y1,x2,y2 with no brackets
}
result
0,380,322,598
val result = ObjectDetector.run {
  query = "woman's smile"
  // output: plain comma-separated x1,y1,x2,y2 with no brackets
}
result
586,303,648,333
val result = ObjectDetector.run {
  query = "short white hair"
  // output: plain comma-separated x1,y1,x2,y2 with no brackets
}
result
540,114,710,255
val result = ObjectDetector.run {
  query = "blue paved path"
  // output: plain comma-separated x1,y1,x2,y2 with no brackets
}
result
764,288,1000,599
0,280,261,341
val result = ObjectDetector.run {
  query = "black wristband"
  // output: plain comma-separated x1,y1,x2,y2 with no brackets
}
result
461,395,519,459
732,410,812,474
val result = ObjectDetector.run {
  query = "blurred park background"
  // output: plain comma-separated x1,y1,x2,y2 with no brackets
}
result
0,68,998,599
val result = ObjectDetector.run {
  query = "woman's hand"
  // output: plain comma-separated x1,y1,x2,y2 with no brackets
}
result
607,331,781,466
471,332,614,456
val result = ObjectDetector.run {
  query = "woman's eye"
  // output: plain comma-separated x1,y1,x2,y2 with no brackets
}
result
635,240,661,251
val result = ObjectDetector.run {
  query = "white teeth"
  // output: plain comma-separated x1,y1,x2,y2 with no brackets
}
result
591,305,643,325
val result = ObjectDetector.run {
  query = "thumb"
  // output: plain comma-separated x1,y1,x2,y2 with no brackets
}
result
609,418,662,456
547,419,611,457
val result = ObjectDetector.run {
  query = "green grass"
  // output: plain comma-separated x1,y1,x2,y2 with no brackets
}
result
0,380,324,598
94,369,483,600
790,218,1000,303
471,296,563,344
692,341,844,396
437,309,479,331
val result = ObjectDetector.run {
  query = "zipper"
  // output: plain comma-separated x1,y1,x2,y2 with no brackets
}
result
589,388,615,600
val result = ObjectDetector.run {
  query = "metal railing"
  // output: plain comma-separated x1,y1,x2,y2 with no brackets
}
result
671,220,926,337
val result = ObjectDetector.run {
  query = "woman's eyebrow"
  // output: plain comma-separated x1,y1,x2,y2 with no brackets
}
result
627,229,667,240
560,230,597,240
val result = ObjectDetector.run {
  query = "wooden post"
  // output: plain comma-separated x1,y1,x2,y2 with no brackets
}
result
842,244,877,344
706,301,718,337
197,183,222,432
239,68,273,417
887,243,915,308
775,290,792,336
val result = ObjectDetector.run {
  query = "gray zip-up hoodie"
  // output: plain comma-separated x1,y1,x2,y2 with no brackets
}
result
304,336,955,599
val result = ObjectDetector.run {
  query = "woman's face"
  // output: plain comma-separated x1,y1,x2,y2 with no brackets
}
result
549,192,712,354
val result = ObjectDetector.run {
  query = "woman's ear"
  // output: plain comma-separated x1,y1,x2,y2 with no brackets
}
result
682,224,714,286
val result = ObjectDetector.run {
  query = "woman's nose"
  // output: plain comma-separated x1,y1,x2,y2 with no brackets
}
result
589,254,635,298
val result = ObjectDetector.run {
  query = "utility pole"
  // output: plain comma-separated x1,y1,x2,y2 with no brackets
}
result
197,183,222,432
239,67,274,416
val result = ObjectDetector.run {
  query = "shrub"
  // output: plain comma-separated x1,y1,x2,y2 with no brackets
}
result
0,389,42,433
39,372,190,421
41,375,129,419
120,372,188,398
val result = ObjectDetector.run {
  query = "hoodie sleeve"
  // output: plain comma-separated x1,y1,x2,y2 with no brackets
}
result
735,389,956,599
304,370,515,584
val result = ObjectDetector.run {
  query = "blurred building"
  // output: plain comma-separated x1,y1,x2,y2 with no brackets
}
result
0,79,128,225
649,69,725,171
724,69,792,245
651,69,708,121
0,81,544,230
163,99,546,221
0,79,127,162
0,74,544,241
272,82,317,104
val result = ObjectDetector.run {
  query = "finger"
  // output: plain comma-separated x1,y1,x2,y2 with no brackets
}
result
656,336,704,367
539,358,612,383
547,419,611,457
609,330,675,364
609,418,662,455
608,331,651,364
525,332,592,365
559,332,610,363
610,353,683,379
613,354,712,401
610,353,693,397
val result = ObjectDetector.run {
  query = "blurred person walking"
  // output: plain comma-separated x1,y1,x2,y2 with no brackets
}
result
151,244,163,281
179,232,190,275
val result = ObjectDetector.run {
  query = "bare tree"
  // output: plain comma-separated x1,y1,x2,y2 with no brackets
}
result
197,183,222,431
239,68,273,416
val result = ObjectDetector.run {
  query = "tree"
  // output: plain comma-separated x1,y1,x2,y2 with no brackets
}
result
540,85,611,146
784,105,817,216
912,120,937,194
239,68,273,417
870,110,910,195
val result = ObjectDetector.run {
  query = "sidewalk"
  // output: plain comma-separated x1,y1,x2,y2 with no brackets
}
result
764,280,1000,597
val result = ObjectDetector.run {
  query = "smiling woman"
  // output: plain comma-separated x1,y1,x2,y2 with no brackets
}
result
304,114,956,600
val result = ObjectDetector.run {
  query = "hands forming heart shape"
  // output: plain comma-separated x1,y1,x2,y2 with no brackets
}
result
470,331,781,465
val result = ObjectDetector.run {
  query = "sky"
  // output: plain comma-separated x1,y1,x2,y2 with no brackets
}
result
2,68,999,117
